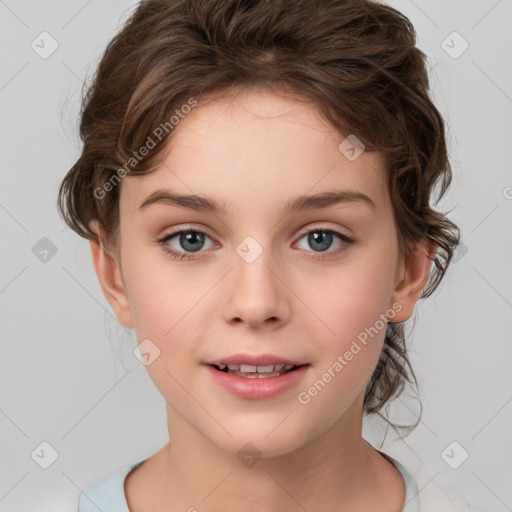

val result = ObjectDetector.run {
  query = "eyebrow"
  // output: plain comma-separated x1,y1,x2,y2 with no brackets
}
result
138,188,376,215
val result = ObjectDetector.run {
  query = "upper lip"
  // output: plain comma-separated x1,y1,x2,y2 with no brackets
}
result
205,354,306,367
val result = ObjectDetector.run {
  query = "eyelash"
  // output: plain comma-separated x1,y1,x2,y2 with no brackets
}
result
156,224,355,262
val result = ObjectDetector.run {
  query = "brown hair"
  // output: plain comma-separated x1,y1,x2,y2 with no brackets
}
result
57,0,460,434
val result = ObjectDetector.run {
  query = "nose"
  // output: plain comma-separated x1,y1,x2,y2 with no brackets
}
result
222,242,290,330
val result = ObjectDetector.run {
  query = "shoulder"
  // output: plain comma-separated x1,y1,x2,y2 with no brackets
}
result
418,480,486,512
379,450,485,512
77,460,144,512
396,457,485,512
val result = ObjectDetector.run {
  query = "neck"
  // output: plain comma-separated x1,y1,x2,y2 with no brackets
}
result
130,403,405,512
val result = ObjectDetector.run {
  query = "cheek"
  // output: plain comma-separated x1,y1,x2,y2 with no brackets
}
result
122,241,206,337
121,246,221,398
294,264,391,423
122,253,204,401
293,236,398,411
298,274,386,397
301,247,397,351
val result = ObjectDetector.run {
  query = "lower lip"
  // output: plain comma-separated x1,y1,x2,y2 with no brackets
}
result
205,364,309,400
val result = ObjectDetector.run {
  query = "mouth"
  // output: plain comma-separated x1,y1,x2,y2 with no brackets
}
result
208,363,305,379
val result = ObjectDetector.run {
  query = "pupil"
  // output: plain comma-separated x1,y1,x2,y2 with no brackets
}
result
180,232,204,252
309,231,332,252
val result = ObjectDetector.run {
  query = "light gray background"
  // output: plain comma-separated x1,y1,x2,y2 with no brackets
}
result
1,1,511,511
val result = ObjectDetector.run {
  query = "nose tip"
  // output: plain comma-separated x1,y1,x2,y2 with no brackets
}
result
223,253,290,330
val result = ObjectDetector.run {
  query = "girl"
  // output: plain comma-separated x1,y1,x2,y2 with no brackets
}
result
58,0,480,510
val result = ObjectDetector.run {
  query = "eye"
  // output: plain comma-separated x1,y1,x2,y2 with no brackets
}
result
156,224,354,262
157,227,216,261
295,225,354,259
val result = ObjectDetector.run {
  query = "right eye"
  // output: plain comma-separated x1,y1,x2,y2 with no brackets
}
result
157,228,216,261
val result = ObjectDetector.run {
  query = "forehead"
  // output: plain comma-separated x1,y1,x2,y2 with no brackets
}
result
119,89,389,216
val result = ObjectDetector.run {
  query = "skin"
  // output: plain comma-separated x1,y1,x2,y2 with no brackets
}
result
90,87,435,512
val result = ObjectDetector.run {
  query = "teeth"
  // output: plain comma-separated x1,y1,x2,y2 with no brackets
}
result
257,364,285,373
221,363,293,373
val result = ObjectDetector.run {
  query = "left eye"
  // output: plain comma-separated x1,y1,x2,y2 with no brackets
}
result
295,229,353,253
160,230,215,254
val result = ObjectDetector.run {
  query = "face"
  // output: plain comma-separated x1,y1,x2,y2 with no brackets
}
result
92,88,430,459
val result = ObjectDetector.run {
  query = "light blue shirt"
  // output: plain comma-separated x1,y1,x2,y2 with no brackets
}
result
77,451,421,511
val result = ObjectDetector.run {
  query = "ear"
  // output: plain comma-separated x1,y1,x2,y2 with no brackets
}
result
388,238,437,323
89,221,134,329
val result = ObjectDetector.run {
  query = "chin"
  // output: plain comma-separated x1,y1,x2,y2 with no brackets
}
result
205,419,315,461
